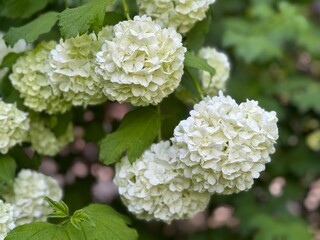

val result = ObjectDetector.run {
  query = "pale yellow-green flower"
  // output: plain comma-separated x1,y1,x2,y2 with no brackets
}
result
27,114,74,156
0,101,29,154
114,141,210,223
6,169,62,226
306,129,320,151
10,41,72,115
0,200,15,240
95,15,186,106
198,47,230,96
172,92,279,194
50,26,113,106
137,0,216,34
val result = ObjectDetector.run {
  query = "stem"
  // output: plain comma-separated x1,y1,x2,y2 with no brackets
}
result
121,0,131,20
185,67,204,100
157,105,162,142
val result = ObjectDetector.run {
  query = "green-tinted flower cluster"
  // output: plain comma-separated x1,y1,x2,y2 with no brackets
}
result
0,200,15,240
27,113,74,156
10,42,72,115
3,169,63,226
0,101,29,154
198,47,230,96
50,26,112,106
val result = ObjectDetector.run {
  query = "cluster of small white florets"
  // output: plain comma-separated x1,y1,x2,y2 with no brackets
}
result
27,114,74,156
8,16,186,111
49,26,112,106
0,200,15,240
0,32,30,81
4,169,63,226
114,141,210,223
0,169,62,238
137,0,216,34
0,100,29,154
172,92,279,194
198,47,230,96
95,15,186,106
114,93,278,222
10,41,72,114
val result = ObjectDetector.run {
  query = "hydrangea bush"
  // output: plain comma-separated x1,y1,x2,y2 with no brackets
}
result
1,0,317,239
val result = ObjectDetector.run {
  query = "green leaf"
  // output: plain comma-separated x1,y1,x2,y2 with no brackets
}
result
248,214,313,240
222,2,311,62
45,197,70,219
185,15,212,52
273,77,320,114
99,107,161,165
5,222,67,240
104,11,126,26
184,51,216,76
80,204,138,240
52,111,73,138
8,146,41,169
0,155,16,186
4,12,59,46
0,0,50,19
58,0,115,39
178,67,203,102
70,209,95,229
0,53,22,69
6,204,138,240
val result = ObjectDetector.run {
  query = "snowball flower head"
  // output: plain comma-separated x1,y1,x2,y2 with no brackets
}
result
171,92,279,194
0,101,29,154
0,200,15,240
95,15,186,106
9,169,62,226
137,0,216,34
50,26,113,106
198,47,230,96
27,114,74,156
10,41,72,114
114,141,210,223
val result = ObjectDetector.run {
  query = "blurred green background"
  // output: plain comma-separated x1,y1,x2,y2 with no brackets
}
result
1,0,320,239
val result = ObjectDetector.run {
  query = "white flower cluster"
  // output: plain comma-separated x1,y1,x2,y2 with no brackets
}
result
95,15,186,106
49,27,112,106
9,17,185,109
27,114,74,156
0,100,29,154
137,0,216,34
10,41,72,115
114,93,278,222
172,92,279,194
5,169,63,226
114,141,210,223
198,47,230,96
0,32,30,81
0,200,15,240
